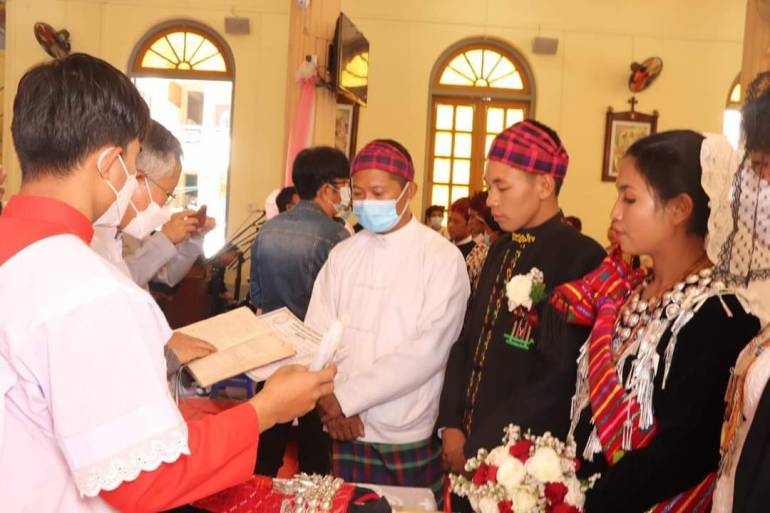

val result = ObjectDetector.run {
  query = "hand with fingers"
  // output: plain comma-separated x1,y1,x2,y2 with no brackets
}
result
441,427,467,473
325,415,365,441
316,393,344,424
249,365,336,432
198,216,216,236
317,393,365,441
166,332,216,365
161,210,200,244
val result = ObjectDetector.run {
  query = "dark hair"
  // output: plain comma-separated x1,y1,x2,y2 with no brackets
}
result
12,53,149,180
136,120,183,180
524,119,564,195
373,138,413,187
742,72,770,154
292,146,350,200
625,130,709,237
424,205,444,221
528,119,563,147
469,191,502,233
276,186,298,212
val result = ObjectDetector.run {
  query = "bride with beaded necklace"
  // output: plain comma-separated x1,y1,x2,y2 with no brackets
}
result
550,129,760,513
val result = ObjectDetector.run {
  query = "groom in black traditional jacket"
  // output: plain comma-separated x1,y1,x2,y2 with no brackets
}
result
437,120,605,479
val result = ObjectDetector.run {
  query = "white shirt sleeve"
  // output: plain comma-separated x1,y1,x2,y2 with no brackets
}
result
152,236,203,287
124,232,178,288
43,286,188,497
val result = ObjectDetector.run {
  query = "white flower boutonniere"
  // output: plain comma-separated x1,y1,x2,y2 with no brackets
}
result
505,267,546,312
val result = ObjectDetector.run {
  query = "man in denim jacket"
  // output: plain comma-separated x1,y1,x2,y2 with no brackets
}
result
249,146,350,475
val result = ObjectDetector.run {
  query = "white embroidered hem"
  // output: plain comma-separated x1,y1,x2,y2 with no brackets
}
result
73,425,190,497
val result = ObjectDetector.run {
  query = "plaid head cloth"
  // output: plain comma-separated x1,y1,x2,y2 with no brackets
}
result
487,120,569,180
351,140,415,181
450,197,471,219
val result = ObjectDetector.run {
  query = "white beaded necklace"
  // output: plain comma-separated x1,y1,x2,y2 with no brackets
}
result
576,266,731,459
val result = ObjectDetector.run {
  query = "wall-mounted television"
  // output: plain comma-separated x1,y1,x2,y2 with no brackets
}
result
330,13,369,106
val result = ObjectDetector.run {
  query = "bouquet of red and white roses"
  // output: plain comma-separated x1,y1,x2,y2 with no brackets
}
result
450,425,599,513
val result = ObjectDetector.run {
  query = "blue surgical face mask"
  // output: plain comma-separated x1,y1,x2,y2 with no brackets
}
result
352,185,410,234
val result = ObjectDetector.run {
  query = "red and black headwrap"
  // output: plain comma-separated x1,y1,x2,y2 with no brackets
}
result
351,140,415,182
487,120,569,180
450,197,471,220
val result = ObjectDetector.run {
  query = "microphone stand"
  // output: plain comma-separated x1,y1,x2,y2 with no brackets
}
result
206,211,265,305
207,211,266,264
229,227,264,303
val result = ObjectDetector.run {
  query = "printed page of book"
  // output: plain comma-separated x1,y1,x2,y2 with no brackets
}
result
179,307,298,387
246,309,323,382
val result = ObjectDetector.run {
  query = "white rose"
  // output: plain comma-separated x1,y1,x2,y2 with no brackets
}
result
506,274,533,311
497,456,526,494
478,496,499,513
564,476,586,508
511,488,539,513
487,446,510,467
525,446,563,483
469,494,480,512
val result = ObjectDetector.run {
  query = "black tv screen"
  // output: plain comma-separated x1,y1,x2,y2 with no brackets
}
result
333,13,368,106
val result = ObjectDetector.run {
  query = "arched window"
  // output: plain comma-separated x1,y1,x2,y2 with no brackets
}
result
724,74,742,148
129,21,235,256
426,39,535,211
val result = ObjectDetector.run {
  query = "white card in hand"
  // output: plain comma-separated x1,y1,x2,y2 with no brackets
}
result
308,320,343,371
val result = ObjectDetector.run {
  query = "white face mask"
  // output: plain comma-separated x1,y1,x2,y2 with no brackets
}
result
93,152,138,228
327,183,352,214
337,184,352,212
122,179,173,239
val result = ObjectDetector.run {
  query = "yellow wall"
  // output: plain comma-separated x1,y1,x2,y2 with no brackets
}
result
340,0,746,243
2,0,747,245
3,0,290,237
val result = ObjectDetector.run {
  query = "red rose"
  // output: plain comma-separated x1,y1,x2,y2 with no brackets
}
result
544,482,568,505
527,308,540,329
573,458,581,472
509,440,534,462
486,465,498,482
547,504,580,513
472,463,490,485
497,500,513,513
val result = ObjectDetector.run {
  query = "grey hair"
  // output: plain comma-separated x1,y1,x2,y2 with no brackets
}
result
136,120,183,180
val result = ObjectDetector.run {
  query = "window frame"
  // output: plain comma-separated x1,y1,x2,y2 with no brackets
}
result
424,38,536,212
127,20,236,256
726,73,742,110
129,20,235,81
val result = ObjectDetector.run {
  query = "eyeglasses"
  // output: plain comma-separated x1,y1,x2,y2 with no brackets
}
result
143,174,177,205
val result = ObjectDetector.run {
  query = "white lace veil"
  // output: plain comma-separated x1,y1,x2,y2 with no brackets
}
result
702,98,770,327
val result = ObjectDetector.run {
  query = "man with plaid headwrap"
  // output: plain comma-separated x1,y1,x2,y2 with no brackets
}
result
437,120,605,491
305,139,470,497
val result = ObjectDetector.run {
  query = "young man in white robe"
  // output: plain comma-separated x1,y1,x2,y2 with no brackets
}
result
0,52,335,513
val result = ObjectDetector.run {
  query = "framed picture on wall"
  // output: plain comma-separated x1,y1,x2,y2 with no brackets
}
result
335,97,360,160
602,107,659,182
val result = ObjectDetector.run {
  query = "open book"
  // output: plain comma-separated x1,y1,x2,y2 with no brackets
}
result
178,307,312,387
